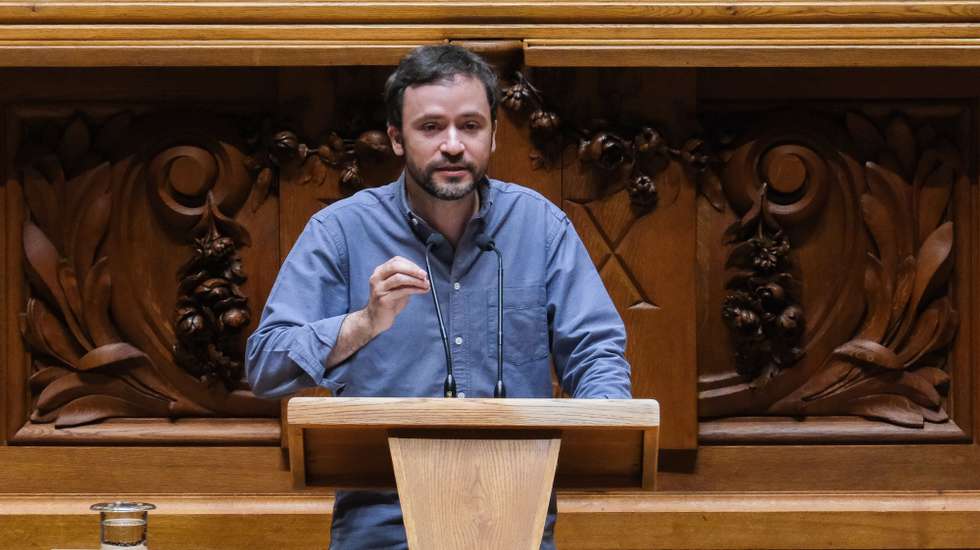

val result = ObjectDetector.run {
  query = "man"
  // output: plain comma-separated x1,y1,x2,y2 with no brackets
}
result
246,45,631,549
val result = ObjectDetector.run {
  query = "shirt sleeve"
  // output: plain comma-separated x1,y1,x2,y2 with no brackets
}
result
245,215,350,398
546,212,633,399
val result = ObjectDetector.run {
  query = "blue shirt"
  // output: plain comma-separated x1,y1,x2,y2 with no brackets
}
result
246,174,631,549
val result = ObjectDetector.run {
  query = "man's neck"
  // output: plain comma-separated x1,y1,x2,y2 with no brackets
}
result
406,179,479,249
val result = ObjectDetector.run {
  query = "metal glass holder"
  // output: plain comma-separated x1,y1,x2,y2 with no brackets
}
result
90,502,156,549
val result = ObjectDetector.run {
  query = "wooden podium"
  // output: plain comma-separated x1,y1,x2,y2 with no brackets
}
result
286,397,659,550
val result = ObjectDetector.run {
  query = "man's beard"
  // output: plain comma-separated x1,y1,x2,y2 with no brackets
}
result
406,158,485,201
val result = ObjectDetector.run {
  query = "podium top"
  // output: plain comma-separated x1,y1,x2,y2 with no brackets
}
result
287,397,659,430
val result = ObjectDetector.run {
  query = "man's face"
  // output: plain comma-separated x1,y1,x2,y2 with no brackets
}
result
388,74,496,201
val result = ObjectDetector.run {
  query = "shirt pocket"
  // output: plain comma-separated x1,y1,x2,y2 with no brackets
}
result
488,285,550,366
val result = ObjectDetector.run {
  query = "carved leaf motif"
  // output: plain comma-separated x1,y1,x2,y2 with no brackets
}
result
23,220,68,311
800,360,857,401
697,168,727,212
915,366,950,388
860,194,897,277
856,255,890,341
58,116,91,174
920,405,949,423
888,256,917,341
70,164,112,283
885,116,916,176
22,167,58,249
82,257,120,347
249,167,273,213
36,371,165,414
896,302,940,366
25,298,82,367
866,163,914,260
54,395,158,428
844,394,923,428
832,339,903,370
896,371,942,409
28,365,71,394
846,112,886,160
908,222,954,318
916,163,954,248
57,259,91,351
76,342,151,372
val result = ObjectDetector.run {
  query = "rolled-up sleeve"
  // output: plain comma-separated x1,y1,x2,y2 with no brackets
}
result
246,215,350,398
545,213,632,399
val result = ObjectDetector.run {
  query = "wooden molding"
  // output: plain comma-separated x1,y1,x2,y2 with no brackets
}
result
1,2,980,25
6,491,980,549
287,397,660,429
11,418,281,445
699,417,970,444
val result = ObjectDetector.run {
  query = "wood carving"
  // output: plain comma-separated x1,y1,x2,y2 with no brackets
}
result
502,71,724,212
19,111,278,428
173,201,251,388
245,119,393,208
700,109,961,428
721,184,805,382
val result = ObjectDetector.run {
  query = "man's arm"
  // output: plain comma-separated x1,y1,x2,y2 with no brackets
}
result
245,216,429,398
546,213,632,399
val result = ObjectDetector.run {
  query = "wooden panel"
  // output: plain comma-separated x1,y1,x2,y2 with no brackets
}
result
390,435,560,550
556,68,698,449
525,40,980,67
1,1,980,25
0,447,301,494
8,492,980,550
11,418,280,445
658,444,980,492
288,397,660,428
0,41,432,67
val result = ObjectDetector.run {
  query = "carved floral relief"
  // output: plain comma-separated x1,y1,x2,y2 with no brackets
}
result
18,111,279,428
700,109,962,429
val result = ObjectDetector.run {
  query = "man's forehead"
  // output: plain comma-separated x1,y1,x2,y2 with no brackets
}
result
402,74,490,118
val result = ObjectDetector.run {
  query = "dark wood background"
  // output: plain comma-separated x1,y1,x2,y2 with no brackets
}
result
2,57,980,547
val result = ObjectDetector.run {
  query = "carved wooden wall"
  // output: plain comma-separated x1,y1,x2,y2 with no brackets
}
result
3,61,980,548
2,65,977,451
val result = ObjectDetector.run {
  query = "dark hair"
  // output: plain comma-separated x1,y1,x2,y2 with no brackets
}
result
384,45,500,129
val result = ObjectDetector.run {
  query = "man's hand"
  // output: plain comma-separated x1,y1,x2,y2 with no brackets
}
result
364,256,430,334
325,256,429,368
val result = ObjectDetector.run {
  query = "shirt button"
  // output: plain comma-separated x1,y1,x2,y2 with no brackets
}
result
411,217,418,225
454,336,463,345
457,392,466,398
453,282,461,291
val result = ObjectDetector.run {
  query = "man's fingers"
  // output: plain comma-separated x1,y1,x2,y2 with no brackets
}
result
374,256,427,283
378,273,430,294
378,286,430,303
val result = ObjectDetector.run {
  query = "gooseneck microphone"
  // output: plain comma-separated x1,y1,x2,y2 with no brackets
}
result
475,234,506,398
424,233,457,398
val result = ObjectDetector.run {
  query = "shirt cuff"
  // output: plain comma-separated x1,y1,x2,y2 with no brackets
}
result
287,314,348,393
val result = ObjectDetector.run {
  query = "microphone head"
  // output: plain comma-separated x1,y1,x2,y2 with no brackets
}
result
425,232,447,250
474,233,496,252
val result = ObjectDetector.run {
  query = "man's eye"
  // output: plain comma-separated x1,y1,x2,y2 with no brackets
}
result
422,123,439,132
463,122,481,131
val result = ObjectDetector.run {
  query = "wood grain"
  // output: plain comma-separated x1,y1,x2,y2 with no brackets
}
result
287,397,660,429
11,418,281,445
1,2,980,25
700,416,969,444
8,491,980,549
525,40,980,67
390,435,560,550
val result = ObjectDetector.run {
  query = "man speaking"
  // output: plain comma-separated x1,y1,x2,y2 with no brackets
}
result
246,45,631,549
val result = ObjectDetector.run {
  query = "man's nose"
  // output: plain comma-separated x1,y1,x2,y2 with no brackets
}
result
440,127,465,156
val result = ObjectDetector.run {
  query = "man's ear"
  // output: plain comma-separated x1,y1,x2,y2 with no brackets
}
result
387,125,404,157
490,121,497,153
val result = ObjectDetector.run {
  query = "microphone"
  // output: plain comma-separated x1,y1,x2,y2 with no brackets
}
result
424,233,457,398
475,234,506,398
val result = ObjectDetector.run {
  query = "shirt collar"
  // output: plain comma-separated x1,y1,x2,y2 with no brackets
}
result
397,171,494,244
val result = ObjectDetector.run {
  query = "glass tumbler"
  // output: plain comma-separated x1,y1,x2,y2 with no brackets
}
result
90,501,156,549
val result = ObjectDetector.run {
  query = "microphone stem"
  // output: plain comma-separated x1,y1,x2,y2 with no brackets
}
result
493,247,506,398
425,242,456,397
